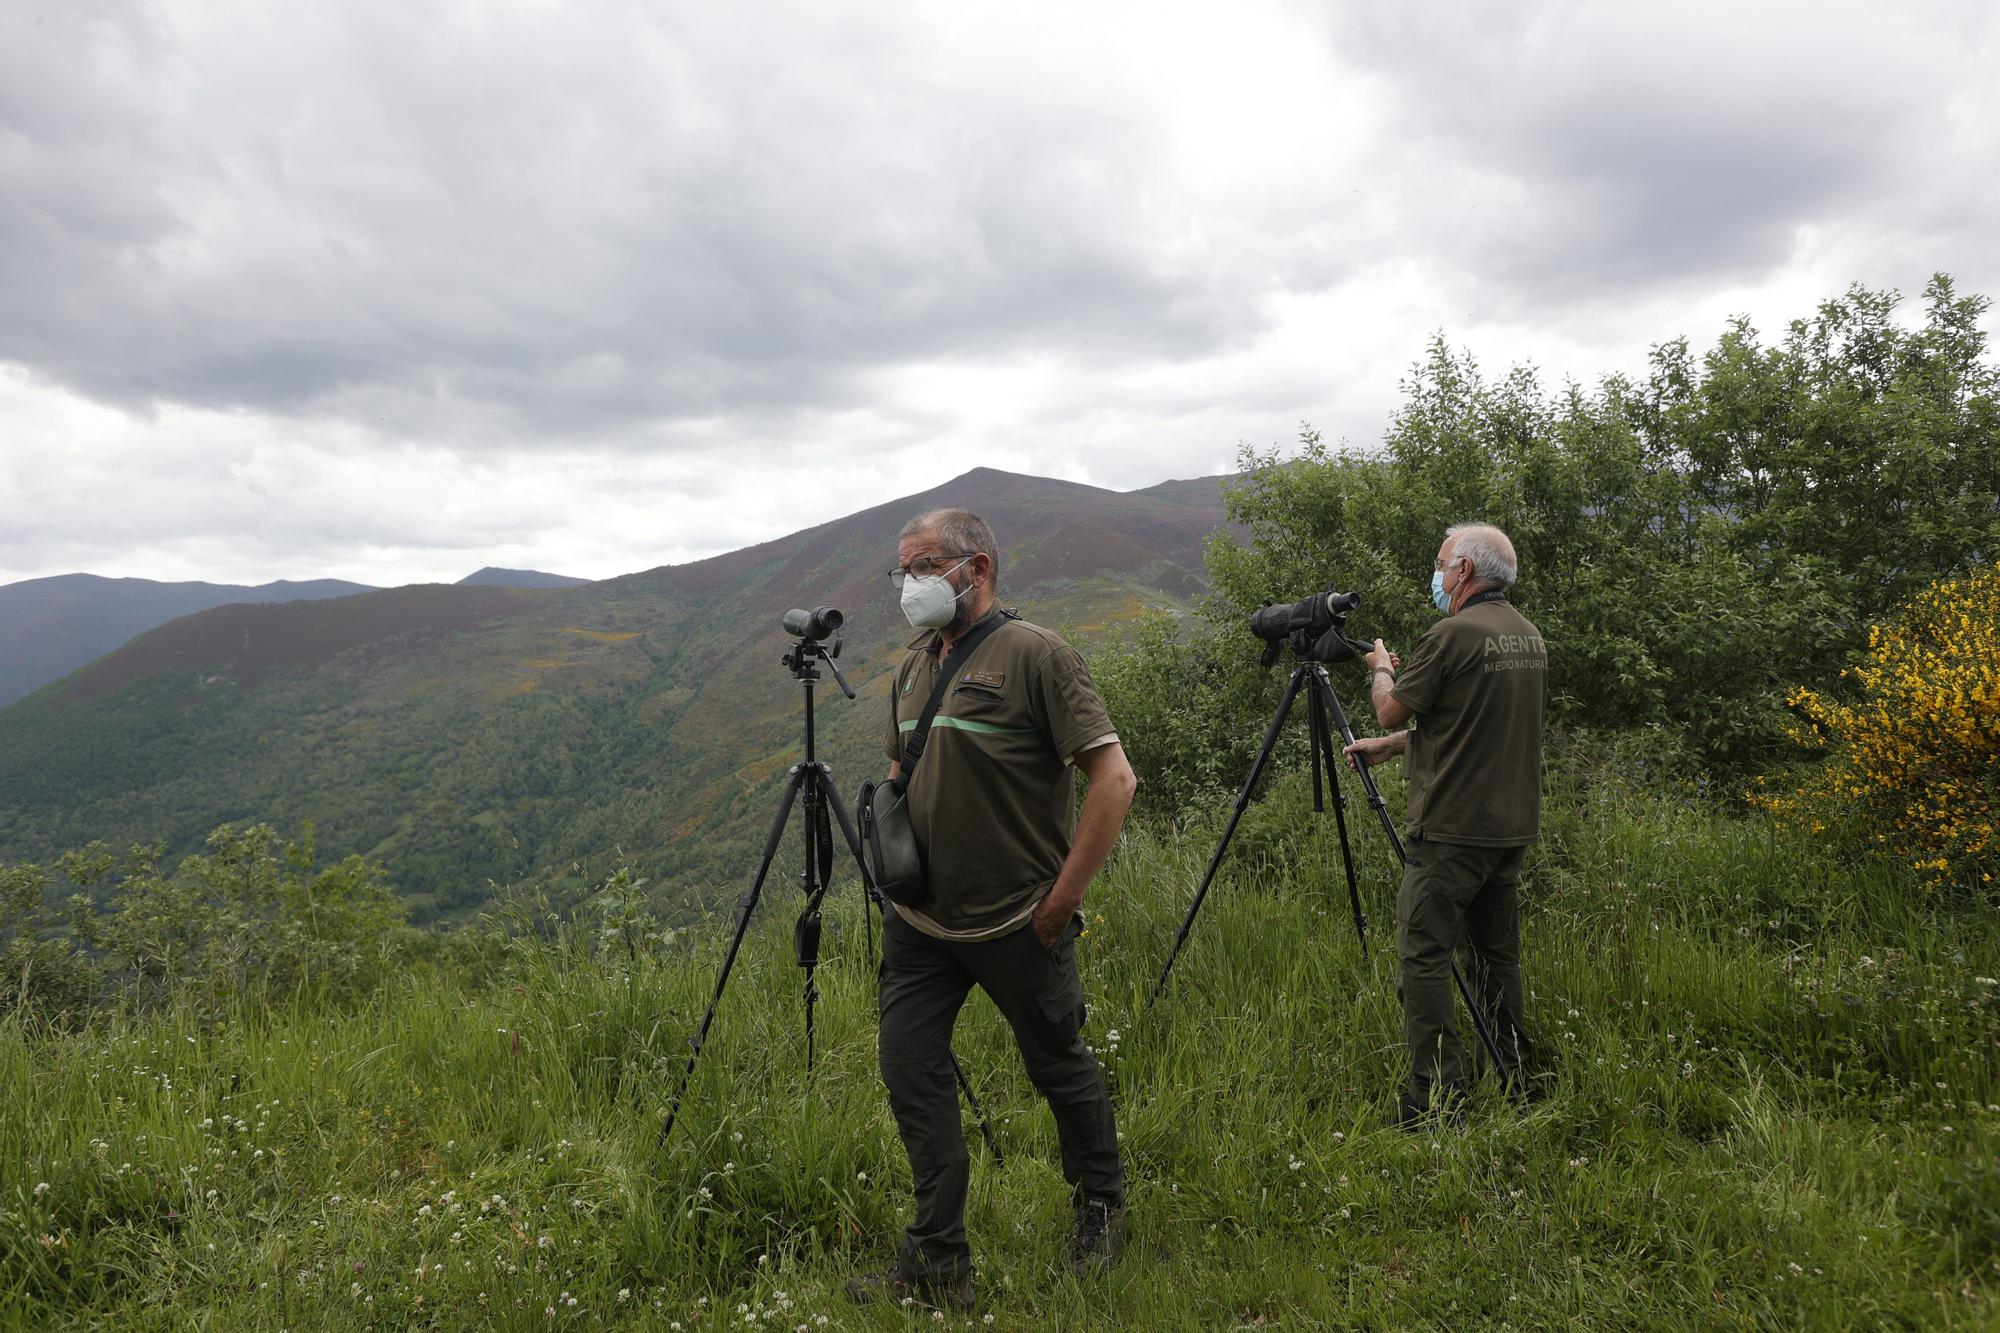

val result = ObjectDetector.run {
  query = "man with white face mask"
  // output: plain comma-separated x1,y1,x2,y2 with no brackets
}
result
1344,523,1546,1128
847,508,1136,1311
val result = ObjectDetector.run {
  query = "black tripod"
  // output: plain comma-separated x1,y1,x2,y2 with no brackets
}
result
657,627,1001,1158
1149,656,1520,1098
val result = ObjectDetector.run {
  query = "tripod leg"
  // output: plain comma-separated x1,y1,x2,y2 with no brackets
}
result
796,778,832,1072
949,1050,1005,1165
819,773,884,958
1310,691,1369,953
1150,666,1311,1006
1313,669,1407,862
1308,687,1325,811
1451,957,1518,1097
658,767,806,1148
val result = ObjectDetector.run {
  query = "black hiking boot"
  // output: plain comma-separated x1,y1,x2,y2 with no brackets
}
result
1067,1194,1127,1274
1394,1088,1469,1133
843,1264,976,1312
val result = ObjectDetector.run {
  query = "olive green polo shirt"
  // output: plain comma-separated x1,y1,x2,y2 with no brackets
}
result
882,609,1117,941
1389,597,1547,847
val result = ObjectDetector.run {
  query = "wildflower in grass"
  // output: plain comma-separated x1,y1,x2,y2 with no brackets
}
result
33,1183,49,1199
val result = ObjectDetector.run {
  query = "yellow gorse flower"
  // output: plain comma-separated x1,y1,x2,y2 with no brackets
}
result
1753,562,2000,890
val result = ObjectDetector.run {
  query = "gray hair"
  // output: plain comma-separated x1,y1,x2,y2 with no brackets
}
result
900,508,1000,585
1445,523,1518,590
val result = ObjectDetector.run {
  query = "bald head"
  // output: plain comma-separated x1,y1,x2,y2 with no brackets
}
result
1444,523,1518,591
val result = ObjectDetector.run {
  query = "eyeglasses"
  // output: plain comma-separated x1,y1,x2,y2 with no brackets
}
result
886,552,973,587
1435,553,1467,572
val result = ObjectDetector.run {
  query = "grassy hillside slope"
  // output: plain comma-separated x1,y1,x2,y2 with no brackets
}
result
5,781,1997,1328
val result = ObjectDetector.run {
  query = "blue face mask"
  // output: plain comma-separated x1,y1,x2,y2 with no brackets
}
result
1430,568,1453,612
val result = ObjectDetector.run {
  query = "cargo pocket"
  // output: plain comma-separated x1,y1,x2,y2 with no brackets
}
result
1033,917,1087,1041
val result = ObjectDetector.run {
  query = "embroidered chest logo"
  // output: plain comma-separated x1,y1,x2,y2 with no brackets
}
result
961,670,1006,689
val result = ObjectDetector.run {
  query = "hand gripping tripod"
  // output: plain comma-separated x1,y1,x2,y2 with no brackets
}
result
1148,647,1520,1099
658,615,1001,1158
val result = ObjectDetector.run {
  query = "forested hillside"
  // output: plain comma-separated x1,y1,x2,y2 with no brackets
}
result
0,574,376,708
0,470,1226,920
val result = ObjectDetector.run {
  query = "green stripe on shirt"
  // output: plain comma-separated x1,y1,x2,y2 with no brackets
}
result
899,717,1037,736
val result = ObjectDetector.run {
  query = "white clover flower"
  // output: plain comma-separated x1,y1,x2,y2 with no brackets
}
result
33,1183,49,1199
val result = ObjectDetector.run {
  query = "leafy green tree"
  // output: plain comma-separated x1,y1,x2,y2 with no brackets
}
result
1099,277,1999,799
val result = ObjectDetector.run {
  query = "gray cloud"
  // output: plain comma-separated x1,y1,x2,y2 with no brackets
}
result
1332,1,2000,309
0,1,1332,441
1,1,1996,587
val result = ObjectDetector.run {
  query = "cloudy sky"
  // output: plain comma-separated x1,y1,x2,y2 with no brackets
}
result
3,0,1996,587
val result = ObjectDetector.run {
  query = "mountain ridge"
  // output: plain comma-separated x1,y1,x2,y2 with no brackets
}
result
1,569,606,706
0,469,1235,917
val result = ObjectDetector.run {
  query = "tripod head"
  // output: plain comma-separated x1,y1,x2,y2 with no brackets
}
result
780,606,855,698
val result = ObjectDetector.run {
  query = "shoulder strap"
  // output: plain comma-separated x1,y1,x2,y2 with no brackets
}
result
900,612,1013,776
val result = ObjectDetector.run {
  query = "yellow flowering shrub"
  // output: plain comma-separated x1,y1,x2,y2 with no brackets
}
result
1754,563,2000,891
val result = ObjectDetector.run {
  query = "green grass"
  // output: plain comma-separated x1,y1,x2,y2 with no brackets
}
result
5,783,1999,1330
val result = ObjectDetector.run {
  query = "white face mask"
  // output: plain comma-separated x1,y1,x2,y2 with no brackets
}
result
900,558,971,630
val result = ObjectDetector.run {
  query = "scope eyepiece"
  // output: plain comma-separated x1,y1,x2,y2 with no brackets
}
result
782,606,844,641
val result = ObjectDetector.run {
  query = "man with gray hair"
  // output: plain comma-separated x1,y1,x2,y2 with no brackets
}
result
1344,522,1546,1126
847,507,1135,1311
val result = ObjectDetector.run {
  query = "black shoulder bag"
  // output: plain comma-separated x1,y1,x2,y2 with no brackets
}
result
857,613,1010,907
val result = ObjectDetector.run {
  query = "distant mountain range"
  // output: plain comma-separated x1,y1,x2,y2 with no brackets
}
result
0,568,588,707
457,567,591,590
0,469,1229,920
